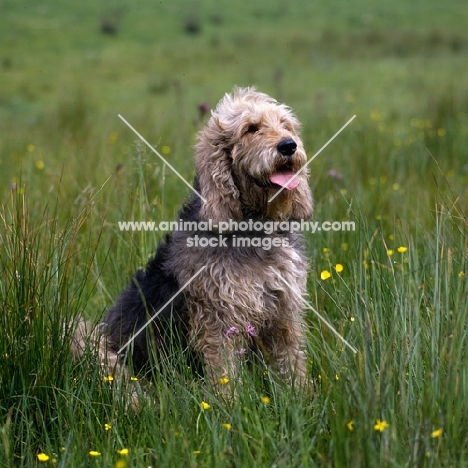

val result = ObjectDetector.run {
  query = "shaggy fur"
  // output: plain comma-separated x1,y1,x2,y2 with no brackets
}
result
102,87,313,390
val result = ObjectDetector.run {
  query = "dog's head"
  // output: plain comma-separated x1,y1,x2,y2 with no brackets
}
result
195,87,313,225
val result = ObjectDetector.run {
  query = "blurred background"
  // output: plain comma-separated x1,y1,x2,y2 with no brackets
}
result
2,0,467,200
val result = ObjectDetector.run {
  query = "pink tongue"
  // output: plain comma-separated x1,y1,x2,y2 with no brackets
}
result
270,171,300,190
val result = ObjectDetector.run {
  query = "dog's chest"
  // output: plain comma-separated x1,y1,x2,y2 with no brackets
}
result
171,236,307,324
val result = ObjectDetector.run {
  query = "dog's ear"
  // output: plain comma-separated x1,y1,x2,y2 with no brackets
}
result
291,177,314,221
195,117,243,224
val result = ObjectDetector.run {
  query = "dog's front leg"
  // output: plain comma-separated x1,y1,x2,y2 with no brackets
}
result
275,338,307,386
263,320,309,389
194,324,243,397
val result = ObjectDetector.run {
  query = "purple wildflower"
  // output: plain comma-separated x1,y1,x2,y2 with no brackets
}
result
235,348,247,355
246,322,256,337
327,169,343,179
198,103,211,119
225,326,239,338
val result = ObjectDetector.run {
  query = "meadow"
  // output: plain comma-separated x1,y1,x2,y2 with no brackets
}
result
1,0,467,466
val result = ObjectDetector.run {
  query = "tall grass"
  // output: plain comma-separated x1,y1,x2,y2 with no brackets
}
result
0,138,466,466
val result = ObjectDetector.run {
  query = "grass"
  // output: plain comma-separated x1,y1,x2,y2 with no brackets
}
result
1,0,468,466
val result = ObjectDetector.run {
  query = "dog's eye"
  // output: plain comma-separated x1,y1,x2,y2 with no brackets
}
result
246,124,259,134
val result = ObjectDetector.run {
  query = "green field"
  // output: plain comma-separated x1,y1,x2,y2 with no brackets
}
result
1,0,467,466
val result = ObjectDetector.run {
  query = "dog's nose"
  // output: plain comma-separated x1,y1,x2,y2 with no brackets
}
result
277,138,297,157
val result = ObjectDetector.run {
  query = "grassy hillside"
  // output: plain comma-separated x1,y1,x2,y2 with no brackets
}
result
0,0,467,466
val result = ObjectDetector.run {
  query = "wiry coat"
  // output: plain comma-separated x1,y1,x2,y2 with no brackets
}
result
103,88,313,388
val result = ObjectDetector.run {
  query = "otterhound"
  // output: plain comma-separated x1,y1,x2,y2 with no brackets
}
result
102,87,313,391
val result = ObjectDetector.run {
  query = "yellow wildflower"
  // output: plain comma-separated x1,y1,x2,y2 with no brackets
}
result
108,131,118,144
104,375,114,382
162,145,171,154
387,249,394,256
322,247,330,253
130,376,139,381
35,160,45,170
117,448,129,455
104,423,112,431
89,451,101,457
321,270,331,280
261,396,271,404
397,246,408,253
200,401,210,410
219,377,229,385
222,423,232,430
37,453,50,462
458,271,465,278
431,428,443,438
346,421,354,431
374,419,390,432
115,460,128,468
335,264,344,273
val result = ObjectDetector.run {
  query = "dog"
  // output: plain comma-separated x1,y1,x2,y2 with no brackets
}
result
101,87,313,392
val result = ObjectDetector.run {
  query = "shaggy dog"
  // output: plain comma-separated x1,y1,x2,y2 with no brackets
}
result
102,87,313,391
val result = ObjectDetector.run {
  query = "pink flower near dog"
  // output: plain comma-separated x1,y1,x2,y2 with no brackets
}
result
225,327,239,338
246,322,256,337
